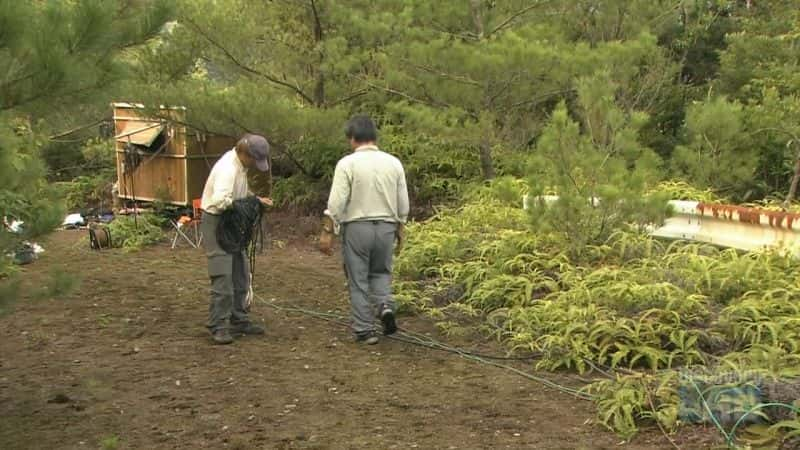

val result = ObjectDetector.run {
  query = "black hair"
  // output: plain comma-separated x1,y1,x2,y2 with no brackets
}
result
344,115,378,143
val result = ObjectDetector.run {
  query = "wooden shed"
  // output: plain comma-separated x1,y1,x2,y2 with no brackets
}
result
113,103,236,206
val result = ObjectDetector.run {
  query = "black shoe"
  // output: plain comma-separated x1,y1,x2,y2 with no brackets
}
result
355,331,379,345
212,329,234,345
380,306,397,335
230,322,265,336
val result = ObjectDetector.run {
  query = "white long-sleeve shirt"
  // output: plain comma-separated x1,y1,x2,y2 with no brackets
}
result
327,145,410,225
201,149,250,214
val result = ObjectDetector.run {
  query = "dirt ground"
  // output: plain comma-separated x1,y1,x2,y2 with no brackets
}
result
0,219,723,449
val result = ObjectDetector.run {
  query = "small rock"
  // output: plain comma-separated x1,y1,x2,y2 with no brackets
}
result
48,393,72,404
304,365,310,370
175,380,180,386
222,425,229,431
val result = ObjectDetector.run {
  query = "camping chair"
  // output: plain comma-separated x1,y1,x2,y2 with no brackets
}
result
170,199,203,249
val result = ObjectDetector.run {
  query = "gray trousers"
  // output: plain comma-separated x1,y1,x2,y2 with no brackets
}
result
342,221,398,335
201,212,251,332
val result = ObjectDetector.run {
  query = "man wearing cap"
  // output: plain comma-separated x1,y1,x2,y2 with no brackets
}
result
201,134,272,345
325,115,410,345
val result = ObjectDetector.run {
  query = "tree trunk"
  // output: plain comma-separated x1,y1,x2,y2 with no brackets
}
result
470,0,485,38
314,72,325,108
784,142,800,207
479,140,496,180
310,0,325,107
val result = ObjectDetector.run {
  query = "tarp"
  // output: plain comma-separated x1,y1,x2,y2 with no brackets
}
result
115,121,164,147
63,213,85,228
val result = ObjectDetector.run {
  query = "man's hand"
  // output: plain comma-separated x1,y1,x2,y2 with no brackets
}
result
258,197,274,207
395,223,405,254
319,215,335,255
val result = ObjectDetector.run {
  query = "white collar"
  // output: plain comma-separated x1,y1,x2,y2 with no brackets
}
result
231,148,246,171
354,144,379,152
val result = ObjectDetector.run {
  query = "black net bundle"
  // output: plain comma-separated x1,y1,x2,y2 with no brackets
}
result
217,196,265,258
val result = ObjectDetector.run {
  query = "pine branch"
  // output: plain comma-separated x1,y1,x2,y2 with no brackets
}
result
49,119,105,140
328,89,369,107
275,144,312,177
2,80,110,111
183,17,316,105
0,70,41,91
224,114,311,176
428,19,480,41
488,1,553,37
355,76,445,109
496,88,575,113
401,59,483,87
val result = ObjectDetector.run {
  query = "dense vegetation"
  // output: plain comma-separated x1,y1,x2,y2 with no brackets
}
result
396,180,800,445
2,0,800,445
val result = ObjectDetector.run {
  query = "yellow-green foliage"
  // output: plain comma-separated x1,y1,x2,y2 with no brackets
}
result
396,178,800,441
649,180,724,203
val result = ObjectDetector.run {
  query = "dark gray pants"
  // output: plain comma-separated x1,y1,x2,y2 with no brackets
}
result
201,213,250,332
342,221,398,335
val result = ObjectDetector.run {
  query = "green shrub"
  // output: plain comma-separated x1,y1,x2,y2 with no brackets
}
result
272,175,328,212
106,214,165,251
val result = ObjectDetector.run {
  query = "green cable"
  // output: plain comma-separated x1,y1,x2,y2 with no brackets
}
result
727,402,800,447
685,373,800,448
259,295,800,441
255,294,594,401
688,376,731,443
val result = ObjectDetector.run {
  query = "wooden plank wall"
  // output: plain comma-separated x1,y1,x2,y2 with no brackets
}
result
116,153,187,204
114,104,249,205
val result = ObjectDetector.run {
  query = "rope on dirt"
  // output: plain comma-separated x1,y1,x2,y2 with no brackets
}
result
254,294,594,401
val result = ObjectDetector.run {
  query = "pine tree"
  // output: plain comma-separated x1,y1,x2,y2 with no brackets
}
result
0,0,172,308
671,96,760,197
127,0,406,181
526,72,667,253
375,1,678,179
